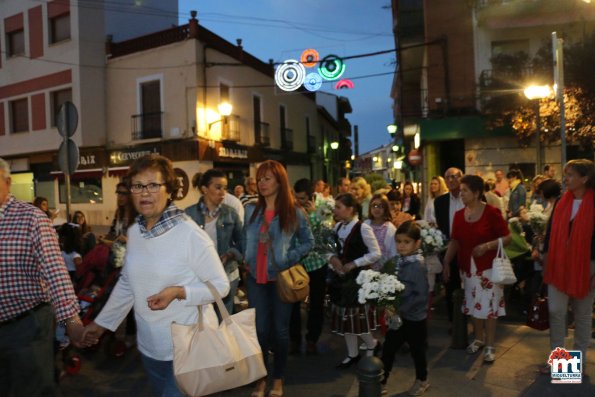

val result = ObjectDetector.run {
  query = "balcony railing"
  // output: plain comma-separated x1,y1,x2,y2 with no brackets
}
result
281,128,293,150
221,114,240,142
255,121,270,146
479,67,534,89
307,135,316,153
131,112,163,140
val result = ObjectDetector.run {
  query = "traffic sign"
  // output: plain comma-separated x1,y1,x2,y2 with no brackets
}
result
58,139,79,175
407,149,422,166
56,101,78,138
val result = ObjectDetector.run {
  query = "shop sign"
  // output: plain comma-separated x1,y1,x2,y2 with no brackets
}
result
173,168,190,201
218,146,248,159
110,146,160,166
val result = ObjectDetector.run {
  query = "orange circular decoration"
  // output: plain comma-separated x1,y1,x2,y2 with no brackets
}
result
300,49,319,68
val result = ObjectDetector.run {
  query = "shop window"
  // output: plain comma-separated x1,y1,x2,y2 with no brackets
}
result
51,88,72,126
59,177,103,204
10,98,29,133
7,29,25,56
10,172,34,203
49,13,70,44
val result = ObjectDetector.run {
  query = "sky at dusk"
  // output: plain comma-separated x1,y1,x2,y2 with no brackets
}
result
178,0,395,154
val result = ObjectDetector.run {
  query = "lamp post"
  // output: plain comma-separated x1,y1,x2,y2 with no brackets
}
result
524,85,552,175
208,102,233,134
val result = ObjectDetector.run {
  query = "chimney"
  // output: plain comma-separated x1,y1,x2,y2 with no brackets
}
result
189,10,199,39
236,38,243,59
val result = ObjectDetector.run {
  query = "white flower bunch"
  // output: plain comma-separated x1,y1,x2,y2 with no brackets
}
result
416,221,446,256
312,200,334,228
356,269,405,309
528,203,548,237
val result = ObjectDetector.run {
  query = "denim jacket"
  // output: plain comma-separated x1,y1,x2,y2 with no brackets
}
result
184,202,244,275
508,183,527,217
243,204,314,280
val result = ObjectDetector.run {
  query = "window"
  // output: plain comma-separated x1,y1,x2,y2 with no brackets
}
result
10,98,29,133
51,89,72,126
7,29,25,56
135,80,162,139
220,83,230,103
59,177,103,204
49,13,70,44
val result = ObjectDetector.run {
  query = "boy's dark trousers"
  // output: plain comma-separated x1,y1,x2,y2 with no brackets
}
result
381,317,428,383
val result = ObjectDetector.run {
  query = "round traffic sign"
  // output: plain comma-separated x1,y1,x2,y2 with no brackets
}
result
407,149,422,166
58,139,79,175
56,101,78,138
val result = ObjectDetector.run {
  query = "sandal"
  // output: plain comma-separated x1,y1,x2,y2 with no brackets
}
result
466,339,485,354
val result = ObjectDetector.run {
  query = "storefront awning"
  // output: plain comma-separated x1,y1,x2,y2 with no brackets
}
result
420,115,514,142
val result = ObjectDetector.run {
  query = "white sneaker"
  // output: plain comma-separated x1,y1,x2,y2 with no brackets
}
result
484,346,496,363
408,379,430,396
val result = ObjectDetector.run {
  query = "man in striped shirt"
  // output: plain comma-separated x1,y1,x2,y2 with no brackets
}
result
0,157,87,396
239,176,259,207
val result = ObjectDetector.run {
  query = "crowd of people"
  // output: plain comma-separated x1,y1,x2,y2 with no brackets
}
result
1,154,594,397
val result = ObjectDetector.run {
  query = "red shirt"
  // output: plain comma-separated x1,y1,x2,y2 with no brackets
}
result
451,204,509,276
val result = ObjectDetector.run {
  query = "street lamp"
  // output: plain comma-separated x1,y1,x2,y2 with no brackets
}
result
208,102,233,131
524,85,552,174
387,124,397,136
330,141,339,150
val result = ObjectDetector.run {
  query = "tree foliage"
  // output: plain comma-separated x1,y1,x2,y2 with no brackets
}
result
483,34,595,148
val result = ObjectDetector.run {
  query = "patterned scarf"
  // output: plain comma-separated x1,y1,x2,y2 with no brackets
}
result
137,201,186,239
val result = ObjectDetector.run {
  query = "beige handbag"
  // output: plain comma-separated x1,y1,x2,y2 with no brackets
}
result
171,281,267,396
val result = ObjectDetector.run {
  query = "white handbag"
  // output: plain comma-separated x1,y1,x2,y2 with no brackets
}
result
171,281,267,397
489,238,517,285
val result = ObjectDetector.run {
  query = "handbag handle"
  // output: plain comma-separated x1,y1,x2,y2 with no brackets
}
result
197,280,232,331
495,237,506,259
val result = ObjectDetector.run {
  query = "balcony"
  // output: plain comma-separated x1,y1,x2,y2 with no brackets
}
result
255,121,270,146
307,135,317,153
131,112,163,140
281,128,293,150
221,114,240,142
479,67,534,90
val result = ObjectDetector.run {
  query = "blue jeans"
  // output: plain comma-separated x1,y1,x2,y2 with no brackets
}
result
246,275,293,379
140,354,184,397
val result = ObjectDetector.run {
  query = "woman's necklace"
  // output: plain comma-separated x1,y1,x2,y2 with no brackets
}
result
199,201,220,219
465,204,482,222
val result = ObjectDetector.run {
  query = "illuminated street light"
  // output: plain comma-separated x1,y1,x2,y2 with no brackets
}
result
523,85,552,100
209,102,233,130
387,124,397,136
414,132,420,149
330,141,339,150
392,145,399,152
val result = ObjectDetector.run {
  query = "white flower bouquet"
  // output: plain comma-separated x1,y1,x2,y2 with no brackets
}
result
416,220,446,256
356,269,405,311
528,203,548,237
308,200,336,256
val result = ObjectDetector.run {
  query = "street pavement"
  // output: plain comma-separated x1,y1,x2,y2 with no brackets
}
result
59,291,595,397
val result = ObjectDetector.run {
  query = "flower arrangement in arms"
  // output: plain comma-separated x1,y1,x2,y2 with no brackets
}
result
356,269,406,329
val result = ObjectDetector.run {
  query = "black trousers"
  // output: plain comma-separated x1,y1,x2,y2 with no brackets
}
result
290,265,328,345
381,318,428,383
444,261,462,322
0,304,60,397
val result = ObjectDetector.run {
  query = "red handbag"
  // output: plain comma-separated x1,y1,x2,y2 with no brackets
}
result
526,295,549,331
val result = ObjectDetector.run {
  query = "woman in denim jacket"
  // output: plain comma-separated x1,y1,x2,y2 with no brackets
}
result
185,169,243,314
243,160,314,397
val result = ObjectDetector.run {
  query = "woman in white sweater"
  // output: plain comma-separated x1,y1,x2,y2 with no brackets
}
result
83,154,229,397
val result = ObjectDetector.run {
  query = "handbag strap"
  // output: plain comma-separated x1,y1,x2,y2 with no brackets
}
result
197,280,232,330
495,237,508,260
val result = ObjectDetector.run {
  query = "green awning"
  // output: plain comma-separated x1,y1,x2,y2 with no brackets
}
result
420,115,514,141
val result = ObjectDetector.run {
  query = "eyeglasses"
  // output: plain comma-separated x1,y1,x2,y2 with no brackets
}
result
371,204,384,209
130,183,166,194
115,191,130,196
445,174,461,180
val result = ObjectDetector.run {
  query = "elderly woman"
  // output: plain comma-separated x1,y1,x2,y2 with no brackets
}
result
83,154,229,397
350,176,372,219
243,160,314,397
443,175,511,363
541,159,595,372
185,169,243,315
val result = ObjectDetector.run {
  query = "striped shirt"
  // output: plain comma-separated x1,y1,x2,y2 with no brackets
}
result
0,195,79,322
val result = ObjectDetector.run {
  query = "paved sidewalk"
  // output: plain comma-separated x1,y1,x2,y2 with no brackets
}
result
60,296,594,397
